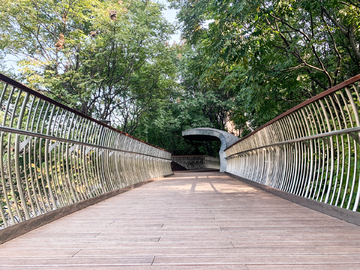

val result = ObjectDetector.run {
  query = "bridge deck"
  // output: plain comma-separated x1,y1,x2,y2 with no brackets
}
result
2,171,360,269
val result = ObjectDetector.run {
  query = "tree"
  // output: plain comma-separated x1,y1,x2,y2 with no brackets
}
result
133,44,238,155
0,0,177,133
170,0,360,132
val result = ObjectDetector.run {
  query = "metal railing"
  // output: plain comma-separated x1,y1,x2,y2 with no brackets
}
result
0,74,172,229
225,74,360,212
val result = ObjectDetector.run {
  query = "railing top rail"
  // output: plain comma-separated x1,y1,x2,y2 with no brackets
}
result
0,73,170,153
225,74,360,151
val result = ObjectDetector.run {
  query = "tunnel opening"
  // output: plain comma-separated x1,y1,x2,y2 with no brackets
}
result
181,128,239,172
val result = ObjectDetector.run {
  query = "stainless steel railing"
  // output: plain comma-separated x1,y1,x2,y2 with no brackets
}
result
0,74,172,228
225,74,360,212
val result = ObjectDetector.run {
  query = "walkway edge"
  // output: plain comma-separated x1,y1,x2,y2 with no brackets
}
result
0,179,154,244
226,172,360,226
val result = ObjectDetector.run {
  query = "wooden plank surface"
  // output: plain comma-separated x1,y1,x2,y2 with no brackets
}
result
1,171,360,269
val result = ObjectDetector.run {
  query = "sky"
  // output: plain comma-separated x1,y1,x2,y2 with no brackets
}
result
156,0,181,43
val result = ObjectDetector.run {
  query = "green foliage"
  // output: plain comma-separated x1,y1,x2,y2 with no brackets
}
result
132,42,240,155
0,0,176,134
133,89,224,155
170,0,360,132
3,0,360,157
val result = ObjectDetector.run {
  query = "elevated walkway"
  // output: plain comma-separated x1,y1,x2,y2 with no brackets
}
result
2,171,360,269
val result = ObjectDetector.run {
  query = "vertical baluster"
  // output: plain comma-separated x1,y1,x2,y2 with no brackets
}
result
284,115,297,193
0,83,13,226
51,107,67,207
292,110,307,196
345,87,360,209
22,96,38,216
92,124,103,195
14,91,31,219
326,95,341,205
318,99,334,203
349,84,360,211
37,103,53,211
333,93,348,207
312,101,328,201
7,88,24,221
44,105,58,209
277,118,290,191
302,105,317,198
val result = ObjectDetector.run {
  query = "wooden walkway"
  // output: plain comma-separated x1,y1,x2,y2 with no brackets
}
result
1,171,360,269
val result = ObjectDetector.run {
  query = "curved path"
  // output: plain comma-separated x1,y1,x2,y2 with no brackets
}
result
1,171,360,269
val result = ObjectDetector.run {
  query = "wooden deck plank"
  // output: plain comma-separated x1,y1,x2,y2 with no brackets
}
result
1,170,360,268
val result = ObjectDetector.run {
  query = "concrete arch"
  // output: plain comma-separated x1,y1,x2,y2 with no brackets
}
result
182,128,238,172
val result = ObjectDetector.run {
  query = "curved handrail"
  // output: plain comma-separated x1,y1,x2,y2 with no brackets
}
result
0,74,170,153
226,74,360,151
0,74,172,229
225,74,360,212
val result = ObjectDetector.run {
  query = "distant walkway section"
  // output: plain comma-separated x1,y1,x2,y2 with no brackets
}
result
182,127,238,172
172,155,220,170
2,171,360,269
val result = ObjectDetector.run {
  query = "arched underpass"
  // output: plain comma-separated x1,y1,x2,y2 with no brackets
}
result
182,127,239,172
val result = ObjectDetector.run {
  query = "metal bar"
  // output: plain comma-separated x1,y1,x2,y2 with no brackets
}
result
15,91,31,220
338,91,353,208
303,105,316,198
31,99,47,213
333,93,347,207
0,83,12,226
0,74,173,229
226,126,360,159
44,104,58,209
0,75,171,155
318,99,333,203
226,74,360,151
51,107,66,207
23,96,38,216
38,102,52,210
7,88,24,222
345,87,360,210
0,126,171,161
225,77,360,213
350,85,360,211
